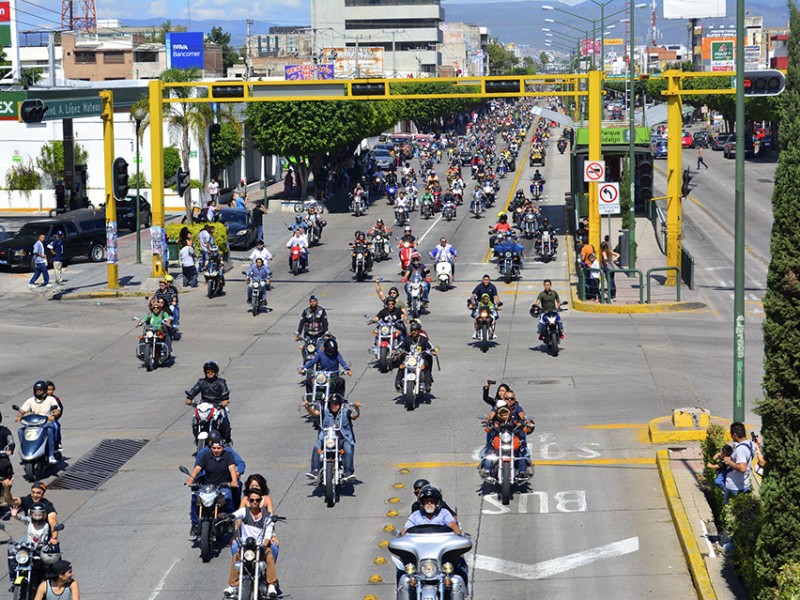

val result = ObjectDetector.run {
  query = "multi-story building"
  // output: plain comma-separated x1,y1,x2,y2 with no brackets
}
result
440,22,488,77
312,0,444,76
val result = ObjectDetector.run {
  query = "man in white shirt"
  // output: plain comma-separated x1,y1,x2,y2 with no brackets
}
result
285,228,309,270
248,239,273,264
16,381,61,464
179,242,198,287
197,225,213,271
208,179,220,203
28,234,51,288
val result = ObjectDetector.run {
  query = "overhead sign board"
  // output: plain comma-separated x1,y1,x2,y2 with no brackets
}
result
166,31,204,70
598,182,621,214
38,97,102,121
0,1,10,46
664,0,725,19
604,38,624,46
575,127,651,146
711,40,735,72
584,160,606,183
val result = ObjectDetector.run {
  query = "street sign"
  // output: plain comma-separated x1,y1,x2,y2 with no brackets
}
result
39,97,102,121
584,160,606,183
598,182,621,215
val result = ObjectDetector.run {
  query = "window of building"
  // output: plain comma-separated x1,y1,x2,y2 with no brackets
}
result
104,51,125,64
74,51,96,64
345,19,439,30
134,50,159,63
346,0,439,5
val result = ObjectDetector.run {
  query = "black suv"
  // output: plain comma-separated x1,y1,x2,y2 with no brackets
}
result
113,195,152,231
0,209,106,269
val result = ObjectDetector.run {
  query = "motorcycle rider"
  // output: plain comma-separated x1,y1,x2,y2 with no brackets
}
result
140,298,174,353
285,227,309,271
471,275,501,309
0,411,14,480
394,190,410,225
307,204,325,240
301,338,353,396
471,293,499,340
15,381,60,465
248,239,273,265
429,237,458,280
410,479,456,515
163,274,180,328
471,183,483,211
400,485,460,536
349,230,373,273
394,322,436,393
480,399,534,478
184,438,239,537
184,361,232,444
303,394,360,482
402,252,431,307
6,502,55,584
371,296,407,340
295,295,329,342
529,169,544,195
196,430,246,507
289,213,307,232
244,258,271,304
1,481,58,544
532,279,564,339
153,277,180,329
376,281,408,315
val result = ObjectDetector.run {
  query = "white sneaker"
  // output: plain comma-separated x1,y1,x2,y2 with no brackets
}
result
28,283,36,288
45,283,53,287
223,585,237,597
267,584,277,598
471,332,478,339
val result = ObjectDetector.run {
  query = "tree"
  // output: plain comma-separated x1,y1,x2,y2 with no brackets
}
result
206,27,239,76
210,122,242,177
35,141,88,188
755,1,800,595
390,81,479,132
487,41,518,75
146,20,187,44
538,52,550,72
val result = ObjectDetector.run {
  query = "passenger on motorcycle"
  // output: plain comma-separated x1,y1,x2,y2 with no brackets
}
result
480,400,534,477
295,294,329,341
491,213,512,236
15,382,60,466
399,226,416,246
400,485,460,535
368,218,391,240
6,502,57,582
285,228,309,270
429,237,458,279
185,439,238,537
289,213,307,232
248,239,273,264
185,361,232,443
494,232,525,260
471,293,498,339
141,298,174,353
152,277,180,328
402,253,431,305
1,481,58,543
393,322,436,392
373,296,407,339
303,394,360,481
532,279,564,339
244,258,271,304
301,338,353,396
349,230,373,272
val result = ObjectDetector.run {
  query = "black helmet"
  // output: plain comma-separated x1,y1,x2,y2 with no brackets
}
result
33,381,48,395
207,431,223,446
410,321,422,333
202,361,219,374
323,338,338,355
413,479,430,494
295,214,303,222
417,485,442,504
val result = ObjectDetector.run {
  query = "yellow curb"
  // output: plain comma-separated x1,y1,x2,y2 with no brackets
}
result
386,510,399,518
383,524,396,533
392,482,406,489
378,540,389,548
564,230,707,314
60,289,153,300
368,574,384,584
648,415,732,444
373,556,387,565
656,450,718,600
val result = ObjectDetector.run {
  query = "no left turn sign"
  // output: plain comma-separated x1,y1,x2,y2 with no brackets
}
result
584,160,606,182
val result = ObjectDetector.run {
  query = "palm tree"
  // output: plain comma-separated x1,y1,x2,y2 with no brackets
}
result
539,51,550,73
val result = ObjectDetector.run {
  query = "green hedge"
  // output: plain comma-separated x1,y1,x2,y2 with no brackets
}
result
165,221,228,255
723,493,763,597
700,424,728,523
776,562,800,599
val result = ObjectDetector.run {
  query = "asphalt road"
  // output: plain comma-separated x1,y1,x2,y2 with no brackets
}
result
1,123,768,599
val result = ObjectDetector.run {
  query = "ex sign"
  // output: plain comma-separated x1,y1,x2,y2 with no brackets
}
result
584,160,606,183
598,182,620,215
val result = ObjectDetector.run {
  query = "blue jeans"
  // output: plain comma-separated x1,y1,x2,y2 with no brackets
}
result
169,305,180,327
29,262,49,285
41,422,57,458
190,486,234,526
232,537,279,562
311,435,354,476
199,250,209,272
256,225,264,242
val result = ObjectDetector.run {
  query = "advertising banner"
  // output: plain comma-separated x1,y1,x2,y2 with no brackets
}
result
581,38,601,56
284,64,334,80
0,90,25,121
710,40,734,72
166,32,204,70
702,35,735,60
664,0,725,19
0,2,10,46
321,47,385,78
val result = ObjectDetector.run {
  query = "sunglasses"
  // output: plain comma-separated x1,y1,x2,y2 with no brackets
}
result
248,498,262,504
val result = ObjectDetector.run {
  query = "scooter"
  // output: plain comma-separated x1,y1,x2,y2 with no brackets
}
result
434,255,453,292
10,405,60,481
289,245,306,276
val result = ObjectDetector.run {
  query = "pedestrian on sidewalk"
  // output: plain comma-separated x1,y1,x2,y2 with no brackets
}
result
179,236,198,288
599,241,619,301
46,230,65,285
208,178,220,204
28,234,50,288
252,201,267,242
697,146,709,170
714,422,756,504
284,169,293,196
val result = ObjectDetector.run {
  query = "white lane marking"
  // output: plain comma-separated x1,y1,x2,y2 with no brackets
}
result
417,214,443,245
474,536,639,580
147,558,181,600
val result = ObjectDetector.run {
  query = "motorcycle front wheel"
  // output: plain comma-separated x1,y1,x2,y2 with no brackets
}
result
481,323,489,353
324,461,336,508
379,347,389,373
12,582,26,600
200,520,212,562
501,461,512,505
252,293,259,317
146,344,156,372
240,576,254,600
404,379,416,411
549,331,560,357
207,279,215,299
24,462,37,481
292,259,300,276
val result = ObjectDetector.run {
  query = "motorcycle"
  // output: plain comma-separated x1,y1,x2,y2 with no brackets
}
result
204,258,224,299
405,272,425,319
179,466,231,562
497,247,522,284
531,303,567,357
289,245,306,276
474,306,495,353
302,370,338,424
521,211,539,239
398,241,416,272
442,200,457,222
386,183,398,205
530,179,544,200
420,197,434,220
244,273,269,317
399,345,432,411
191,401,227,455
470,197,483,218
370,233,390,262
350,193,366,217
388,525,471,600
3,521,64,600
370,318,401,373
481,183,495,207
536,229,558,263
395,205,409,227
316,419,348,507
352,242,371,282
224,512,285,599
434,255,453,292
529,152,545,167
134,316,171,371
497,161,507,178
557,138,567,154
479,421,532,505
10,405,60,481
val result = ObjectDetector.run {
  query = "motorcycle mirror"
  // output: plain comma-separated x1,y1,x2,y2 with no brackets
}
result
53,523,65,532
561,301,569,306
131,316,138,322
11,405,19,412
179,465,191,476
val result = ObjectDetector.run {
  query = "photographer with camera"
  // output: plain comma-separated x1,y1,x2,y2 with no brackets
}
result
707,422,758,503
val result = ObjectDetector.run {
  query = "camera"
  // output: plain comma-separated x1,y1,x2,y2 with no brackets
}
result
487,379,496,385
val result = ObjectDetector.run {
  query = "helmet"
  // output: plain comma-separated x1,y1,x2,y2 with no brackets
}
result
481,293,491,302
417,485,442,505
376,218,384,225
497,212,507,219
323,338,338,355
29,503,47,524
202,361,219,374
209,244,219,253
39,547,61,567
404,226,412,233
163,274,174,283
256,239,264,245
411,252,421,261
207,430,223,446
410,321,422,333
33,381,47,395
295,214,303,222
413,479,430,494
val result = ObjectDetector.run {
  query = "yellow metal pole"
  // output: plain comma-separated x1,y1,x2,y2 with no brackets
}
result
587,69,602,254
100,90,118,289
149,80,166,278
665,70,682,286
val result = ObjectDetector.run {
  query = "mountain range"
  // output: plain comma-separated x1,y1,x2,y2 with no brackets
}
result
120,0,790,54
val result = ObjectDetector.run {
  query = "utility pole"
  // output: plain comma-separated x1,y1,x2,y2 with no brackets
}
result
354,36,360,78
245,19,253,80
48,32,56,86
383,29,401,77
732,0,745,422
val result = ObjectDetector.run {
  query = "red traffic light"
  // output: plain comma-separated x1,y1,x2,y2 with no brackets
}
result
742,70,785,96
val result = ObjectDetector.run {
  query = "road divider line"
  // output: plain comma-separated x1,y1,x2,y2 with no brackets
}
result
146,557,181,600
417,214,442,245
395,457,655,469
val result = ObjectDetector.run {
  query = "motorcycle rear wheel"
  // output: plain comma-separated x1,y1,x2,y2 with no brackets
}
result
379,347,389,373
501,461,512,505
549,331,560,357
200,520,212,562
324,461,336,507
404,380,416,411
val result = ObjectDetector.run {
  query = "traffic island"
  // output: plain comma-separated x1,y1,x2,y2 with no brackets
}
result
649,408,731,444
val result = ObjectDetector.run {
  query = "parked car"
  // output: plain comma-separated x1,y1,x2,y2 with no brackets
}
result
0,209,106,269
371,149,394,170
681,131,694,148
711,133,733,151
692,131,710,148
113,194,152,231
651,137,668,159
723,136,755,159
219,208,257,250
373,143,395,154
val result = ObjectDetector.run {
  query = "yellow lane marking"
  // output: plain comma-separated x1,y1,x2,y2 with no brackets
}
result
395,457,655,469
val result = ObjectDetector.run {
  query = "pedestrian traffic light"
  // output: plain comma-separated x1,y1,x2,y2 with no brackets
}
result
742,70,785,97
682,168,694,199
485,79,521,95
350,82,387,97
112,157,129,200
19,99,48,124
176,166,191,198
635,157,653,206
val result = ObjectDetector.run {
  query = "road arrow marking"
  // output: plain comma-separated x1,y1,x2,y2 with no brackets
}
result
474,536,639,580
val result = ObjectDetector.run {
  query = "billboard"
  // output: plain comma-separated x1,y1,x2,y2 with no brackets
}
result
664,0,725,19
702,36,735,60
0,2,9,46
284,64,334,80
580,38,601,56
710,40,734,72
166,32,204,70
0,0,18,79
321,47,385,78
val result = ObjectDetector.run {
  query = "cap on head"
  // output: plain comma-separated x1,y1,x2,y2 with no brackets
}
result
48,560,71,578
309,294,318,302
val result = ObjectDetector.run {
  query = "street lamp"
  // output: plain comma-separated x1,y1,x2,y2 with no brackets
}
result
627,2,648,270
132,106,147,264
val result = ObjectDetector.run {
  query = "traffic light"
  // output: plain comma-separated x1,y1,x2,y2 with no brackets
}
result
212,85,245,99
55,180,65,209
19,99,48,124
485,79,521,95
635,157,653,207
350,82,387,97
113,157,129,200
742,70,786,97
682,168,694,199
176,166,191,198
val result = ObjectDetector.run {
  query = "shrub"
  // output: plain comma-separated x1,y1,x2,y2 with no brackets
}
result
700,424,728,522
724,493,763,597
5,165,42,191
165,221,228,255
130,171,151,189
163,146,181,184
190,179,203,190
775,561,800,599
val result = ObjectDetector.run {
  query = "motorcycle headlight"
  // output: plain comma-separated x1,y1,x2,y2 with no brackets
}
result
306,344,316,353
325,437,336,449
243,549,256,562
24,430,39,441
406,356,418,368
15,549,29,565
146,331,154,339
199,491,217,508
504,251,512,258
357,253,364,260
315,373,328,385
237,229,248,236
500,431,513,443
442,562,454,574
380,326,390,335
480,311,489,319
404,563,416,575
420,559,439,579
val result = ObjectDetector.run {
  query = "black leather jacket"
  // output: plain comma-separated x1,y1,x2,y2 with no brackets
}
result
185,377,230,405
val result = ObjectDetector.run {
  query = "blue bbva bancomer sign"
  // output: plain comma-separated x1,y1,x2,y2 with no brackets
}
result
166,32,204,69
